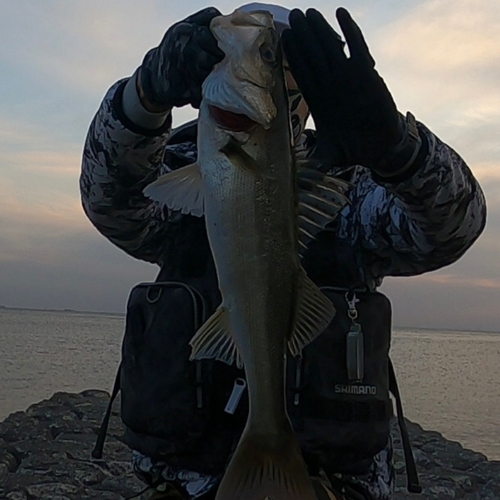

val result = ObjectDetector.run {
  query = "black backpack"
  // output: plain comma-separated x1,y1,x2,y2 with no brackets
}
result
93,264,421,493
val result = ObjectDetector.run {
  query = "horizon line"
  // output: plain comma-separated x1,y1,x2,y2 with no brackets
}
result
2,305,499,335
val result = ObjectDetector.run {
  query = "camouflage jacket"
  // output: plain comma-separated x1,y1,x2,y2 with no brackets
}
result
80,79,486,290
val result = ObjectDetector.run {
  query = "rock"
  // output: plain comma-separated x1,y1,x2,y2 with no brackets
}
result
0,391,499,499
5,492,28,500
26,482,80,497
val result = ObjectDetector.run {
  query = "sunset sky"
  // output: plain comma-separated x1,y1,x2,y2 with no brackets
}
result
1,0,499,332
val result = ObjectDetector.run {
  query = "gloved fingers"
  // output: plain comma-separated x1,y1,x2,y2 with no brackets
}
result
157,21,192,54
281,28,316,96
163,21,191,40
195,27,224,59
183,6,222,27
183,54,219,108
336,8,375,69
287,10,325,62
286,10,334,82
183,34,222,72
305,8,346,66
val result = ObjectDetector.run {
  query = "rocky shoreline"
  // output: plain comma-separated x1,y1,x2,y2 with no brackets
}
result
0,390,498,499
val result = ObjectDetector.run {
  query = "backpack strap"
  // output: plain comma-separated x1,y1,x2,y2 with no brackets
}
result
388,359,422,494
92,363,122,459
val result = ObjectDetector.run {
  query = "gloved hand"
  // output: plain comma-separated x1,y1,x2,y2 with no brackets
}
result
283,8,419,173
139,7,224,111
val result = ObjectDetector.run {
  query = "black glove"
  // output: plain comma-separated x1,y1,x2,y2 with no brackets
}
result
283,8,419,173
140,7,224,111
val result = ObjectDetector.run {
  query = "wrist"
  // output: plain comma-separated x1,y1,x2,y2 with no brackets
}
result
136,67,172,114
121,69,172,131
372,112,423,178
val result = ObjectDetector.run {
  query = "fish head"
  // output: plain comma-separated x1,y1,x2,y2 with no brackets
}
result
202,9,282,135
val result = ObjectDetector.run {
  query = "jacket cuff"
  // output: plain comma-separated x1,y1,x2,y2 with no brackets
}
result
372,112,426,183
112,72,172,137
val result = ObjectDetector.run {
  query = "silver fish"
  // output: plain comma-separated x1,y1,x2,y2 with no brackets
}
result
144,9,347,500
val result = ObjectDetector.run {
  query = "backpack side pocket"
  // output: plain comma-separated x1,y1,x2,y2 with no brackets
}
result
120,281,210,455
287,289,394,474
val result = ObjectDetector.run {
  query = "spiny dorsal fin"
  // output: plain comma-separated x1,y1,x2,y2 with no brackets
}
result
189,306,243,368
288,268,336,356
143,163,205,217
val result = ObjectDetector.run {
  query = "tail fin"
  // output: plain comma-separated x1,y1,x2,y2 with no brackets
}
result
216,428,316,500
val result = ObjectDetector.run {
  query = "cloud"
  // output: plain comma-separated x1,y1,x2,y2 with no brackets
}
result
382,0,500,70
374,0,500,134
0,174,87,264
0,112,85,246
0,174,82,224
1,2,157,94
470,161,500,182
0,231,157,313
0,114,57,151
1,150,80,177
381,271,500,332
414,273,500,290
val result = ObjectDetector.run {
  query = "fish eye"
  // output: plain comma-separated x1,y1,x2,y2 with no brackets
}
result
260,46,276,64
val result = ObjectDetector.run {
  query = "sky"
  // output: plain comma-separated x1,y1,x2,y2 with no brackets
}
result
0,0,499,332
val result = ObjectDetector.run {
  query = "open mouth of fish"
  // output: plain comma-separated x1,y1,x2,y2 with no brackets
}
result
208,105,258,132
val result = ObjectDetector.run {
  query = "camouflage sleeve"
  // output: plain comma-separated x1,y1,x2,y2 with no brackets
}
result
80,78,174,264
342,122,487,279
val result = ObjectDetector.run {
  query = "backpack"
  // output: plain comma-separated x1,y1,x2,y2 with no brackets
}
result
93,266,421,493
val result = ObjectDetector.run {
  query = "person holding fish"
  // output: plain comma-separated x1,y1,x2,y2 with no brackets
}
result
81,3,486,500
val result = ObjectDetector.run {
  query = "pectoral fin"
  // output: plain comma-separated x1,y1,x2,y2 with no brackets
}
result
289,269,336,356
143,163,205,217
297,166,350,256
190,306,242,368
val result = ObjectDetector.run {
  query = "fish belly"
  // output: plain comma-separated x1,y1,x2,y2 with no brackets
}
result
204,160,296,427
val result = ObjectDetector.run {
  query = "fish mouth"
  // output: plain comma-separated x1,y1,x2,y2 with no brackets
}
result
208,105,258,132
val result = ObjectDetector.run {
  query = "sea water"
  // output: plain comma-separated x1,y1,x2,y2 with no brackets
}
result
0,308,499,460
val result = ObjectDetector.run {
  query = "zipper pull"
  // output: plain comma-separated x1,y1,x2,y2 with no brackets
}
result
224,378,247,414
